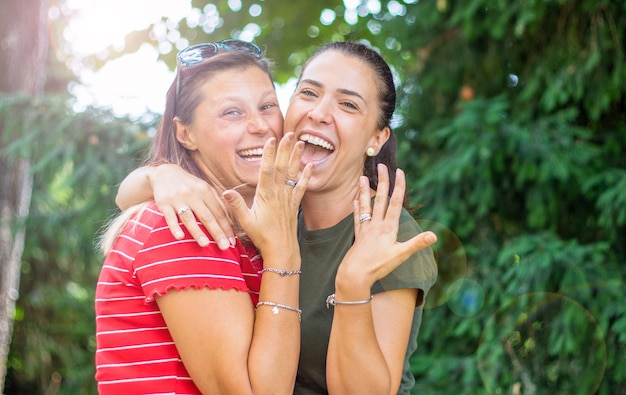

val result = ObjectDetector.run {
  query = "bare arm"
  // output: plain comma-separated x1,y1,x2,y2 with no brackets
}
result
116,164,235,249
157,134,312,394
326,165,437,395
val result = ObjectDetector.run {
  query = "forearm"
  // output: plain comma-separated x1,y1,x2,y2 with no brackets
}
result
248,251,301,395
116,166,155,210
326,275,393,395
326,268,414,395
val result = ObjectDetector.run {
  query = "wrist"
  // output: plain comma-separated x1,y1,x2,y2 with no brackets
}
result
335,261,375,294
261,252,301,272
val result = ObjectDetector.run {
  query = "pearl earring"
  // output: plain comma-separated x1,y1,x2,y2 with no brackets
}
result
366,147,376,157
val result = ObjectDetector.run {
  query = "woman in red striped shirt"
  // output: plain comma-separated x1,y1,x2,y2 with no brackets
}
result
95,41,312,394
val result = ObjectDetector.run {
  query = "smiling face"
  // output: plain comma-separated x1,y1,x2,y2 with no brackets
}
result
175,66,283,202
284,49,390,194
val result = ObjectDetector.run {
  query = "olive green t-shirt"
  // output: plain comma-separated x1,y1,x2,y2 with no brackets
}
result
294,208,438,395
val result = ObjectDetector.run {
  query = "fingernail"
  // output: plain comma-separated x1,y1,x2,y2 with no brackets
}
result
424,232,437,244
218,237,229,249
229,237,237,246
174,230,184,239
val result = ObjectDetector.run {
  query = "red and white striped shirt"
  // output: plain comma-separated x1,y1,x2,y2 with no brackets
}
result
95,203,262,394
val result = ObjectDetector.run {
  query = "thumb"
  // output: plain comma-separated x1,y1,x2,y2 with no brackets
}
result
402,231,437,256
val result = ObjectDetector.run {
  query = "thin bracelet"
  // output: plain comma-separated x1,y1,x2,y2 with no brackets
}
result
256,301,302,321
326,293,374,309
261,268,302,276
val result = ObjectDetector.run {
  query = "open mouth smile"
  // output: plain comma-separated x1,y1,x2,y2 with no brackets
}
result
237,148,263,161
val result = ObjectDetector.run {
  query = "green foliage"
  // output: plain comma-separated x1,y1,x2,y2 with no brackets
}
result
1,94,152,394
4,0,626,393
358,1,626,393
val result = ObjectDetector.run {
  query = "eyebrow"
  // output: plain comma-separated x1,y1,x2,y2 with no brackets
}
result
300,78,366,103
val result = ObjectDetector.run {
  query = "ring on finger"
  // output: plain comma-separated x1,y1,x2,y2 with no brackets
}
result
285,179,297,188
177,206,190,216
359,213,372,223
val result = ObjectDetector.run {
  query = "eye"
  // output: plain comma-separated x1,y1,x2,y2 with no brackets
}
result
224,109,242,116
340,101,358,110
299,88,317,97
260,103,278,112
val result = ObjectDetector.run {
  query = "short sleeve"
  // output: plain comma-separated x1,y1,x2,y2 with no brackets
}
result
132,210,252,303
372,208,438,305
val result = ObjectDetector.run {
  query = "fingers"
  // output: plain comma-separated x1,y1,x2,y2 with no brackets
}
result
195,189,235,250
162,192,234,249
151,163,235,249
161,206,186,240
257,137,278,193
177,206,209,246
399,231,438,257
384,168,406,224
372,164,390,221
257,132,308,200
275,132,296,183
292,162,313,204
154,198,205,243
222,189,250,228
354,176,372,229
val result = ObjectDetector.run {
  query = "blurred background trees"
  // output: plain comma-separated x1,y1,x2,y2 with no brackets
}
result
1,1,624,394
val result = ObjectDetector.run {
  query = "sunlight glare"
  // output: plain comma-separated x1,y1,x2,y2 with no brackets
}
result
64,0,190,56
63,0,190,117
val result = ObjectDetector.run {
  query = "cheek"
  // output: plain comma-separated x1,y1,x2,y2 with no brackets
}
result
271,114,285,136
284,102,306,130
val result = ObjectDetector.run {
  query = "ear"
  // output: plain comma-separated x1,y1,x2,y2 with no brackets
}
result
367,126,391,155
174,117,197,150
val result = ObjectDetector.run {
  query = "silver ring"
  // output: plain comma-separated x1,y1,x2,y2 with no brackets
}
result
177,206,189,216
285,179,297,188
358,213,372,223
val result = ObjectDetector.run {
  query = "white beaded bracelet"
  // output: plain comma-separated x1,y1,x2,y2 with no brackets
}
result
256,301,302,321
326,293,374,309
260,268,302,276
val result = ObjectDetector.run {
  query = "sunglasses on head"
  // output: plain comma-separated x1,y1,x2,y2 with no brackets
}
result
173,39,263,113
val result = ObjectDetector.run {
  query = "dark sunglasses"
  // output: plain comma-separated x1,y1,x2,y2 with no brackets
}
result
173,39,263,114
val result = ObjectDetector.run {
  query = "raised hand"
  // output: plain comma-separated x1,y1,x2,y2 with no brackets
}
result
338,164,437,288
222,132,313,258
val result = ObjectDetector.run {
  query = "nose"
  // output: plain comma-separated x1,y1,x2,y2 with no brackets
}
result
247,112,271,136
307,99,332,125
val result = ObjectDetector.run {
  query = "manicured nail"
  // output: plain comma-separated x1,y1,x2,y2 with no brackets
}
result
229,237,237,246
174,230,184,239
218,238,229,249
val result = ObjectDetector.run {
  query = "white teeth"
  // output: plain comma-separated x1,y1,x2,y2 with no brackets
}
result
299,133,335,151
239,148,263,159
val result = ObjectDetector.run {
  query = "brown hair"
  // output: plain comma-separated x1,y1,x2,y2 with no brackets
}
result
100,50,275,254
148,50,275,181
300,41,406,205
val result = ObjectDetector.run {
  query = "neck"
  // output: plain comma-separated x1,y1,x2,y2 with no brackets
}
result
300,183,360,230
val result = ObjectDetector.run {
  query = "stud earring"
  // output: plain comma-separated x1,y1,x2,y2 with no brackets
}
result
366,147,376,157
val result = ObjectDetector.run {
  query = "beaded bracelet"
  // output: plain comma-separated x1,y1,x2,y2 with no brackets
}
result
260,268,302,276
256,301,302,321
326,293,374,309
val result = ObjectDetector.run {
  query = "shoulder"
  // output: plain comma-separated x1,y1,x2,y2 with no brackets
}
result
376,208,438,296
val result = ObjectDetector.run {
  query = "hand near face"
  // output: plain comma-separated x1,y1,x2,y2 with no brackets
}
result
222,132,313,257
337,164,437,289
